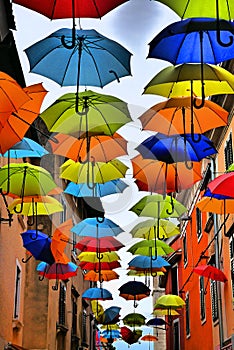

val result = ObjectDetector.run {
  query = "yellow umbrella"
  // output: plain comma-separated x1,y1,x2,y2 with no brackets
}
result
153,309,179,316
77,251,120,263
60,158,128,185
130,218,180,240
8,195,64,216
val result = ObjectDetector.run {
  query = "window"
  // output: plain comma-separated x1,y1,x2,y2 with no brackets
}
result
171,265,178,295
200,276,206,321
183,234,188,266
173,320,180,350
224,133,233,170
229,238,234,304
13,261,21,319
196,208,202,240
210,279,218,322
82,310,87,344
185,293,190,337
59,283,66,325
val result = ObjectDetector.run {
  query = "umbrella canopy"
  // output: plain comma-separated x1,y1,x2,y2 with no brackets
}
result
84,269,119,282
153,309,179,316
123,313,146,327
13,0,128,19
193,265,228,282
60,158,128,184
71,217,123,238
146,317,167,327
154,294,185,310
128,255,170,270
102,306,121,325
21,229,55,264
40,90,132,137
79,259,121,271
75,236,124,253
82,287,113,300
136,133,217,163
130,218,180,240
128,239,174,257
50,220,72,264
139,97,228,136
130,194,187,219
143,64,234,98
0,83,47,154
77,251,120,263
121,327,142,345
208,172,234,197
141,335,158,342
196,196,234,214
155,0,234,20
37,261,78,289
8,195,64,216
49,133,128,162
25,29,132,110
2,137,48,158
64,179,128,198
132,155,202,194
148,18,234,65
119,281,151,307
0,162,58,197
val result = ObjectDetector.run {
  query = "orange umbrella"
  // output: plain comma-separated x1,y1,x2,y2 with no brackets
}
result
84,269,119,282
0,83,48,153
51,219,73,264
132,154,202,194
141,335,158,341
196,196,234,214
0,71,30,127
139,97,228,136
49,132,128,162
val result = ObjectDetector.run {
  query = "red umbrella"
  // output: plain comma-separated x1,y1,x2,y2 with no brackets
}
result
78,260,121,270
75,236,124,254
121,326,142,345
193,264,228,294
208,172,234,197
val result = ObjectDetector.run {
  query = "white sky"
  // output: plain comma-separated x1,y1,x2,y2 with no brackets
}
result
12,1,179,348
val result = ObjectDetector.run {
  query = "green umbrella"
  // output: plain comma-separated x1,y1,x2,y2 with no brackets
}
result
40,90,132,137
130,218,180,240
123,312,146,328
127,239,174,257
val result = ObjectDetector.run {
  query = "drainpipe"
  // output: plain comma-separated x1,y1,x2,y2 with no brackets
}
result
210,157,224,349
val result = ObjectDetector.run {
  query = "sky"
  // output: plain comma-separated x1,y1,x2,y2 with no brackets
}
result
11,1,179,348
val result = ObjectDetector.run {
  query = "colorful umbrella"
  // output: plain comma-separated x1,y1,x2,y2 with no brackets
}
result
123,313,146,327
128,255,170,271
127,239,174,257
84,269,119,282
37,261,78,290
25,29,132,110
82,287,113,300
60,158,128,186
154,294,185,310
120,326,142,345
75,236,124,253
79,259,121,271
196,196,234,214
136,133,217,163
139,96,228,137
0,163,58,199
102,306,121,325
64,179,128,198
132,155,202,194
119,281,151,307
130,194,187,220
0,83,47,153
20,229,55,264
146,317,167,327
130,218,180,240
153,309,179,317
49,132,128,163
143,64,234,103
2,137,48,159
208,172,234,197
193,265,228,283
71,217,123,238
50,220,73,264
40,90,132,137
77,251,120,263
148,18,234,65
141,334,158,350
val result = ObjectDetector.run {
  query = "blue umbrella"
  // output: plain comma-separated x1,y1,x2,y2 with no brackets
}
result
25,28,132,111
148,18,234,65
128,255,171,269
71,217,123,238
102,330,121,339
64,179,128,198
136,133,217,165
148,18,234,108
146,317,167,327
2,137,49,158
102,306,121,325
82,287,113,300
21,230,55,265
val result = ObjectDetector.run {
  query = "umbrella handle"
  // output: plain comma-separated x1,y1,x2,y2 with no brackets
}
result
96,216,105,223
13,197,24,214
52,279,59,290
166,195,174,215
0,189,13,226
61,25,76,49
22,255,32,263
39,274,45,281
216,0,233,47
109,70,120,83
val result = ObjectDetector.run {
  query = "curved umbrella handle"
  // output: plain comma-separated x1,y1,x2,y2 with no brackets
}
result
96,216,105,223
13,198,24,214
96,250,104,260
166,195,174,216
87,159,97,190
109,70,120,83
216,0,233,47
52,279,59,290
22,255,32,264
